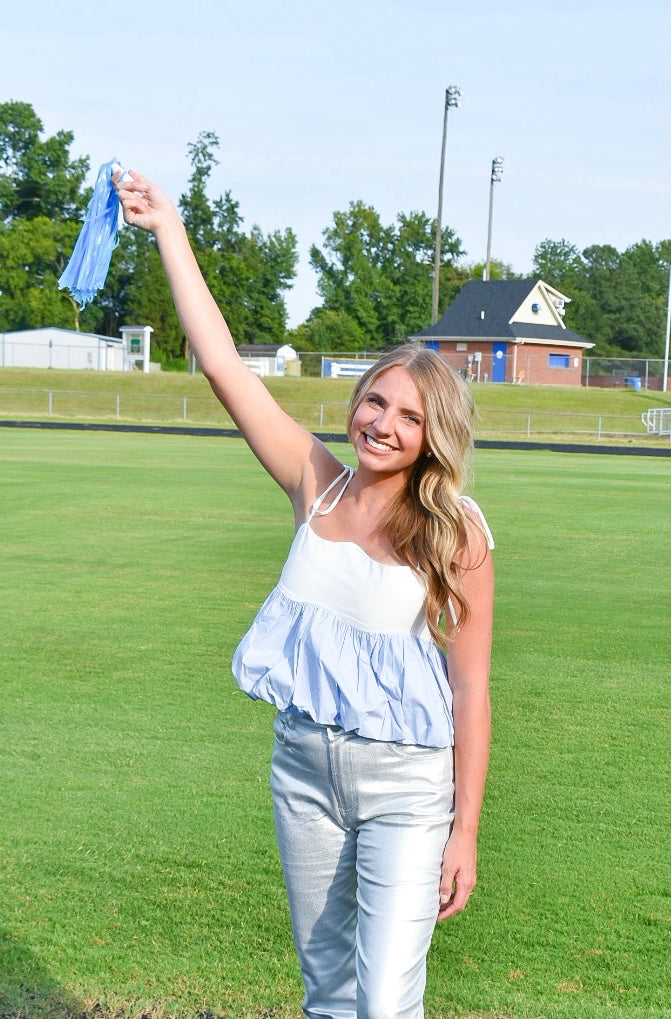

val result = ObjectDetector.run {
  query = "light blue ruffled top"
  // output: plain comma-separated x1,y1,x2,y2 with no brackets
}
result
232,465,493,748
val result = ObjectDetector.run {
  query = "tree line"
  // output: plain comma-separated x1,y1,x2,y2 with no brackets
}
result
1,101,669,365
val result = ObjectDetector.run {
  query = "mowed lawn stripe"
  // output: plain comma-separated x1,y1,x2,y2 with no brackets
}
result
1,431,669,1019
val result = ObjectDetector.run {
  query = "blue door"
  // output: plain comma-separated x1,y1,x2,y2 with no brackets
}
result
492,342,507,382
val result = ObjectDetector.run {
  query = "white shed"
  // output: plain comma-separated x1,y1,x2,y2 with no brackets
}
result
0,327,127,371
236,343,300,377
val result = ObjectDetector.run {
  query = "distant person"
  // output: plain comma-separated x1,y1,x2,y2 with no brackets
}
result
115,170,495,1019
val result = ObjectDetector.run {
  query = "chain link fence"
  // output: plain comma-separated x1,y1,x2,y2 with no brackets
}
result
2,385,666,442
297,352,667,390
0,386,355,434
582,357,666,390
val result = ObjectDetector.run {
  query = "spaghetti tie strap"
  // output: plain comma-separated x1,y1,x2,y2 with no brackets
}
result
308,465,354,520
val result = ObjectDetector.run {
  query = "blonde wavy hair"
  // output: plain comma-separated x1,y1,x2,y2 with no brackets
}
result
347,344,481,649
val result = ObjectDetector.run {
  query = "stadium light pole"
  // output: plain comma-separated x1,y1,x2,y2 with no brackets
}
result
484,157,505,281
663,262,671,393
431,85,462,324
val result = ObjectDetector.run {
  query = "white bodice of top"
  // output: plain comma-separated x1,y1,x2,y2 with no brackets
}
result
278,467,429,637
231,464,494,747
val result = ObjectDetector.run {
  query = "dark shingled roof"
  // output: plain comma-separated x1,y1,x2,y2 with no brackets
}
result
510,322,588,344
236,344,283,354
411,279,591,345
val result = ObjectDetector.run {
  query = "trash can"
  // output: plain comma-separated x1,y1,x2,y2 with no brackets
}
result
624,376,642,391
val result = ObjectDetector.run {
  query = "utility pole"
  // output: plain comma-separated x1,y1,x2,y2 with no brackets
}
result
663,263,670,393
484,157,504,281
431,85,462,323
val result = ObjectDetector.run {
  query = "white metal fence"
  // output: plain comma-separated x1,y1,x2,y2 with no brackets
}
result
1,386,667,441
0,387,348,433
0,387,222,425
641,408,671,436
477,408,661,440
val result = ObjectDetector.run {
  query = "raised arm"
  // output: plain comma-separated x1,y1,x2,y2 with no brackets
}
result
438,528,494,920
114,171,334,502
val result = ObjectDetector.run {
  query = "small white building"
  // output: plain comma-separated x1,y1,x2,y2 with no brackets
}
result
236,343,300,377
0,325,154,372
119,325,154,373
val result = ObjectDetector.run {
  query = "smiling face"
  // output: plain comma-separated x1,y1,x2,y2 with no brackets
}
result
349,365,426,477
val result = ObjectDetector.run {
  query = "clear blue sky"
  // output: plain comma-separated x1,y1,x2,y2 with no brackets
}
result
2,0,670,326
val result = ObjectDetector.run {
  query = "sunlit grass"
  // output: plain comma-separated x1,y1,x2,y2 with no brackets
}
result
1,367,670,442
1,431,669,1018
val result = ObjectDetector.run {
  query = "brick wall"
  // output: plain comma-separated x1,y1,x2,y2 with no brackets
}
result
433,341,586,386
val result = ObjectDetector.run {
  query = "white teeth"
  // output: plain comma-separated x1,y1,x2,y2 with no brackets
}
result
366,434,394,452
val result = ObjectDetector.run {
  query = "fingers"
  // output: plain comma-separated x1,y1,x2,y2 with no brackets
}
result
437,880,473,920
124,169,151,192
437,866,476,921
110,169,177,233
112,170,151,228
112,168,149,200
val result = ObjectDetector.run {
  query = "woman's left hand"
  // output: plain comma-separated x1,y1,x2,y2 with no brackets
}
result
437,828,478,921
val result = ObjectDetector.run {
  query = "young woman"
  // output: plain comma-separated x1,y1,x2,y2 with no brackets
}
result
115,170,494,1019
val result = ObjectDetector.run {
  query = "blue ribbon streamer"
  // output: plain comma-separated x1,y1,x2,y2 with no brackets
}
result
58,158,125,309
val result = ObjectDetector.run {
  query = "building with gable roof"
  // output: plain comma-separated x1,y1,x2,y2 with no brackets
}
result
235,343,300,377
0,326,127,371
410,279,594,385
0,325,155,372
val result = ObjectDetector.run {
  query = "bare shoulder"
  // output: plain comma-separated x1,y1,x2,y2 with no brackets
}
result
458,497,494,566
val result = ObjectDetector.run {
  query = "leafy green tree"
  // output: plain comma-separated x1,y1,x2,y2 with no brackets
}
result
310,203,463,348
531,239,600,346
179,131,222,245
532,237,671,356
236,224,299,343
578,244,640,354
178,131,297,348
562,288,608,349
0,215,92,330
463,259,520,282
532,238,584,292
310,202,395,343
392,211,438,333
0,100,89,222
607,241,668,355
0,102,95,332
289,308,368,352
95,228,185,361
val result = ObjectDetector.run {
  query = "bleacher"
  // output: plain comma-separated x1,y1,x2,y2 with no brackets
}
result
323,357,377,379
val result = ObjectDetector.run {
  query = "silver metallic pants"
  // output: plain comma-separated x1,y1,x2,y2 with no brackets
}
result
270,711,454,1019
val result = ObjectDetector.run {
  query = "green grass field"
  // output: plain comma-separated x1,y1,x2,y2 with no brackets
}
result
1,430,669,1019
2,367,670,443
